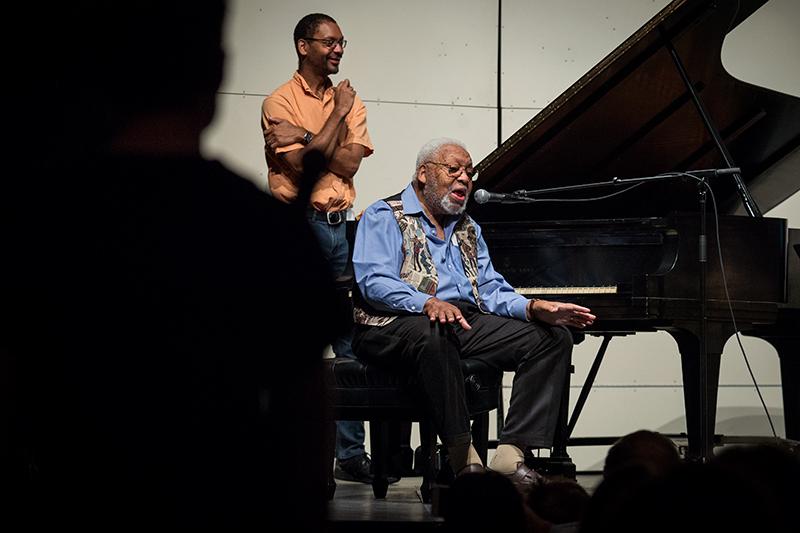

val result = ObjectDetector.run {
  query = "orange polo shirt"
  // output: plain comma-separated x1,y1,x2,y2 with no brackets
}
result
262,72,374,212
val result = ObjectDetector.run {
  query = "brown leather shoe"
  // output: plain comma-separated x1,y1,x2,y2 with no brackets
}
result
504,462,544,494
456,463,486,477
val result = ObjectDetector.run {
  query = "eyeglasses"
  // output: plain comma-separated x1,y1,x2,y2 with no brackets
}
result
303,37,347,49
425,161,479,181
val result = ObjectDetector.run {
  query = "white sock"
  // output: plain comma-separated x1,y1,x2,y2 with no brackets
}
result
448,443,483,473
489,444,525,474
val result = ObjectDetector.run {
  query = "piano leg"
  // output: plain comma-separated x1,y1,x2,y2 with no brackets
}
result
742,315,800,441
668,323,730,462
780,350,800,441
768,337,800,441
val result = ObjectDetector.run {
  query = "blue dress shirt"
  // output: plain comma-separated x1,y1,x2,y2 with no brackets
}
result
353,184,530,321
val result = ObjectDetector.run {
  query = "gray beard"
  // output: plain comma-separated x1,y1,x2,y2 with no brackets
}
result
423,184,466,216
440,194,466,215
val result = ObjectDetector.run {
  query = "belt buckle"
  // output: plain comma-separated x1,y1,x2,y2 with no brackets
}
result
326,211,343,225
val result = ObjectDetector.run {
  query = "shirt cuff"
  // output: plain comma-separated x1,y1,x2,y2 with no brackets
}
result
511,298,530,322
274,143,303,154
407,293,431,314
343,138,374,156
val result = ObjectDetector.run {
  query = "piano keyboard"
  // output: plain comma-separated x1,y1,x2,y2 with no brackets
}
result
514,286,618,295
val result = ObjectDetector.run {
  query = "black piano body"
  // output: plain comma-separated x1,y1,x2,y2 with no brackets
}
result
472,0,800,461
483,214,786,324
742,229,800,443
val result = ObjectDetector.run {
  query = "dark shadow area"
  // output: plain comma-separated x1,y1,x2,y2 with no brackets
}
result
5,2,346,530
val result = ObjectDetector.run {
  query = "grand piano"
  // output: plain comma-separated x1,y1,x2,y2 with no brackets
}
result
470,0,799,462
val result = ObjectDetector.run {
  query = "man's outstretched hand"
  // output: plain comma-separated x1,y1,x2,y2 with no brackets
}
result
527,299,595,328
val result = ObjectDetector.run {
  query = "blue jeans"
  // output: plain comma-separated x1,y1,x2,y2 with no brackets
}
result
307,215,366,460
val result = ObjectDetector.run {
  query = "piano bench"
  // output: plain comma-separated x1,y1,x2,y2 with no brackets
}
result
324,357,502,501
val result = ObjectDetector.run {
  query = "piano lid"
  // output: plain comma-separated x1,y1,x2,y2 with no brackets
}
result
472,0,800,221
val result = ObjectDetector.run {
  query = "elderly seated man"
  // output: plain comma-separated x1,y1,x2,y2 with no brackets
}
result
351,138,595,492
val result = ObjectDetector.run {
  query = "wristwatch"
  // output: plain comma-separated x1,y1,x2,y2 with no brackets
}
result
302,131,314,145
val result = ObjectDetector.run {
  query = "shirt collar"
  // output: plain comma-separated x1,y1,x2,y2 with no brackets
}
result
293,72,333,100
401,183,424,216
401,183,464,234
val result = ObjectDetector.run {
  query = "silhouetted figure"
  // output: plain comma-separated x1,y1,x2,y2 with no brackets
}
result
614,461,781,533
579,465,657,533
712,444,800,533
527,480,590,528
443,471,532,533
5,2,342,530
602,429,681,478
581,432,793,533
581,430,680,533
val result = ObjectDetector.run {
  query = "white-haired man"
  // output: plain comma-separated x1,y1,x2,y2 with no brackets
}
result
351,138,595,491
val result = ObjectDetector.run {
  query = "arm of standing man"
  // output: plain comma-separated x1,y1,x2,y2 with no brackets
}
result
327,143,365,179
263,117,306,148
265,87,367,180
264,79,356,177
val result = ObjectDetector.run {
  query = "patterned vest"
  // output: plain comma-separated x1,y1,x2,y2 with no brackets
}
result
353,193,485,326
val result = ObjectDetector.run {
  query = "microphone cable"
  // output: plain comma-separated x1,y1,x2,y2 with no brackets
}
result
675,171,779,440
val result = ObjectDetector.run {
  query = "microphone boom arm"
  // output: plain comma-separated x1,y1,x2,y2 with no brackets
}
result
511,168,740,198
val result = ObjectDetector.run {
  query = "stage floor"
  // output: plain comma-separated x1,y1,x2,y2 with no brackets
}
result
326,473,602,532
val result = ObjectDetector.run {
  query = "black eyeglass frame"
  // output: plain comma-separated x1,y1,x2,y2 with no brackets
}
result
302,37,347,49
424,161,479,181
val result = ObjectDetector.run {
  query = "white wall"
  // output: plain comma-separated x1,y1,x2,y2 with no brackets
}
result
202,0,799,471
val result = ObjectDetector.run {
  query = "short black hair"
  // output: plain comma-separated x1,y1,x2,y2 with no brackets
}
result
293,13,337,60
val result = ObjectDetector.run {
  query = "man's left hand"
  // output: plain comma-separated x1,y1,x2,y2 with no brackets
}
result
264,117,306,150
528,299,595,328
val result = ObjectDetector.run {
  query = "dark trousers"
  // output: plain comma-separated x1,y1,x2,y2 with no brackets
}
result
307,215,365,460
352,302,572,449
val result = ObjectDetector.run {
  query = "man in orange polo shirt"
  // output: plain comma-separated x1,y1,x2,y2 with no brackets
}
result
261,13,375,484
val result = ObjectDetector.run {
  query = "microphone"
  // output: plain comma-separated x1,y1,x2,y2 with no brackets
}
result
684,167,741,177
474,189,523,204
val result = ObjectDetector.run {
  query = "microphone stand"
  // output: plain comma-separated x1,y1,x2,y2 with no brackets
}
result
697,179,709,461
510,169,724,461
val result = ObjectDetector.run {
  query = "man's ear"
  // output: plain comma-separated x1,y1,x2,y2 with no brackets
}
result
416,166,427,186
297,40,308,61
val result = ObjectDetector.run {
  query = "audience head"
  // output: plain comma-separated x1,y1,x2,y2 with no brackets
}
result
444,471,530,533
26,1,227,159
579,464,656,533
581,430,681,533
584,442,797,533
413,138,477,216
603,429,681,479
619,461,780,533
711,443,799,532
526,479,590,526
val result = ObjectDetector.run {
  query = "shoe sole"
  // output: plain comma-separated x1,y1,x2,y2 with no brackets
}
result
333,470,401,484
